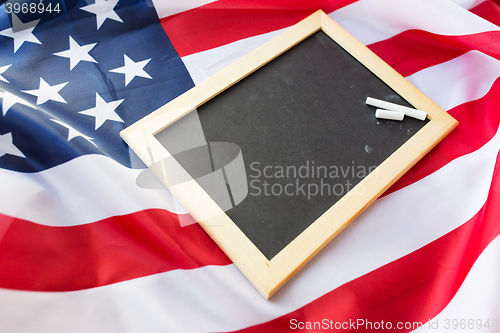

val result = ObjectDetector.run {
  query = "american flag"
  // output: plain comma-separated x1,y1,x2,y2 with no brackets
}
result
0,0,499,332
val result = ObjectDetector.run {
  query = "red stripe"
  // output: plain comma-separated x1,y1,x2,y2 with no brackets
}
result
0,210,230,291
161,0,357,57
386,76,500,195
165,1,500,77
470,0,500,27
368,30,500,78
236,150,500,333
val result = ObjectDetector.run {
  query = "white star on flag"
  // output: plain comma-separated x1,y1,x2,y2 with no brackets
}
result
109,54,152,86
79,92,124,130
0,132,25,158
22,78,68,105
54,36,98,70
0,14,41,53
0,64,11,83
50,119,97,146
0,90,36,116
80,0,123,30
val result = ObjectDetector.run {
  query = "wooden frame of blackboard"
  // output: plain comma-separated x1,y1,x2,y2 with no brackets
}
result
120,10,457,299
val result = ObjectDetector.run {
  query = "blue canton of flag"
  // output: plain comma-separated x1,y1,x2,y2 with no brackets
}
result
0,0,194,172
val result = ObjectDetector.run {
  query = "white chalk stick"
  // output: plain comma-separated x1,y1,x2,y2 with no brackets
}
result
375,109,405,121
366,97,427,121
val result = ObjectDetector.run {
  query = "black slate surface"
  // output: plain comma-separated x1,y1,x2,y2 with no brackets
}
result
161,31,428,260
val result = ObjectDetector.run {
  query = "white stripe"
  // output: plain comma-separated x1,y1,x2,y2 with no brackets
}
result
0,154,187,226
151,0,217,20
407,50,500,111
413,234,500,333
330,0,499,46
449,0,488,10
182,0,499,86
1,114,499,332
182,28,286,85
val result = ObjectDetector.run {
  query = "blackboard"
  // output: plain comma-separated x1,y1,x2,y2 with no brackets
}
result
175,30,428,260
121,10,457,299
